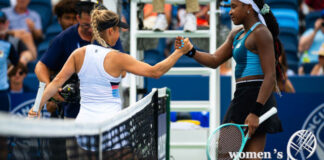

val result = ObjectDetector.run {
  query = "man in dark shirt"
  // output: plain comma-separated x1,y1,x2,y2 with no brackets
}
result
35,0,124,118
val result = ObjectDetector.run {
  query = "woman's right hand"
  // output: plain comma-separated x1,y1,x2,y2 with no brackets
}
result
175,36,193,54
28,107,41,118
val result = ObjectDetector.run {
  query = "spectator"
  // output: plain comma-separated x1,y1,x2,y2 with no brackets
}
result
2,0,42,58
54,0,79,30
0,11,34,65
8,62,32,93
0,31,19,113
143,3,172,30
153,0,199,31
298,10,324,75
304,0,324,11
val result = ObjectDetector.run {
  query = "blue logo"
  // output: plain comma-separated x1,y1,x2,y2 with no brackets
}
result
302,103,324,160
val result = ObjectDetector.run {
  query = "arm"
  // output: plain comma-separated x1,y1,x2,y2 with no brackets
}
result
298,19,322,52
112,39,190,78
255,28,276,105
35,61,52,85
245,27,276,136
31,50,79,116
26,18,43,41
175,29,240,68
115,50,184,78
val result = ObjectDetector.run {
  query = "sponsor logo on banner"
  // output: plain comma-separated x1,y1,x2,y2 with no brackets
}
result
10,99,35,117
287,130,317,160
301,103,324,160
10,99,50,117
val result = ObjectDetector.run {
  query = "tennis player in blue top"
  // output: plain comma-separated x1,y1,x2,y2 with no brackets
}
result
176,0,283,156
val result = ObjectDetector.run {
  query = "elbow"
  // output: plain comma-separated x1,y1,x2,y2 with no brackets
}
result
265,72,276,84
151,70,163,79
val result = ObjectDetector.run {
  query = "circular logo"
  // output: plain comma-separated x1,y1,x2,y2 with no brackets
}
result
301,103,324,159
287,130,317,160
10,99,51,118
10,99,35,117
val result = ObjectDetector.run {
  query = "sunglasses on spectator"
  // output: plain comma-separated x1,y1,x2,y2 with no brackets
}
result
16,71,25,76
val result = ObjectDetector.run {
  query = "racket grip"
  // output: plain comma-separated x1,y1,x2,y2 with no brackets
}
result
259,107,277,124
32,82,46,113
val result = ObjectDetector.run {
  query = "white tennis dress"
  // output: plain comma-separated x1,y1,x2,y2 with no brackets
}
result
76,44,122,123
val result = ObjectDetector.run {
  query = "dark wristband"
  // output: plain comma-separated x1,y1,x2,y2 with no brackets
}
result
185,47,196,57
250,102,263,116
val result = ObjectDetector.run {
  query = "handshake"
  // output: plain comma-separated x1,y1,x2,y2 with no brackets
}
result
174,36,195,57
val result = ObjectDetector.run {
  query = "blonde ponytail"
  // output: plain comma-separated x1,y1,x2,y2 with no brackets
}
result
90,8,119,48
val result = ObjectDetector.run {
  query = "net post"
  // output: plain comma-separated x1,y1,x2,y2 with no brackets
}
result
166,88,171,160
99,128,103,160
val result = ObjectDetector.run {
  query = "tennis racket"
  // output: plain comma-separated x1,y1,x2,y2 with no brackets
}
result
28,82,46,118
206,107,277,160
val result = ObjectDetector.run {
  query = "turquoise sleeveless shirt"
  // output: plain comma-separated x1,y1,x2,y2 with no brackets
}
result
233,22,264,79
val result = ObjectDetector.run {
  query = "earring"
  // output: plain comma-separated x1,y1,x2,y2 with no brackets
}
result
247,10,250,14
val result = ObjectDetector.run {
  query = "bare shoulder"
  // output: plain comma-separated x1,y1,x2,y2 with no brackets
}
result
106,50,130,62
253,25,273,42
71,46,86,57
227,26,243,43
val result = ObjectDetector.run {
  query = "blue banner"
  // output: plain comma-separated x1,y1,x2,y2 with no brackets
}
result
9,92,50,118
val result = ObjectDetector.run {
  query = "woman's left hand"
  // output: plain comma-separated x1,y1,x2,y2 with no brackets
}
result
244,113,259,137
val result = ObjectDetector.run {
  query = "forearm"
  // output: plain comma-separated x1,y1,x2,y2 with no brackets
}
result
32,30,43,41
256,74,276,104
35,62,51,84
153,50,183,78
38,79,61,113
194,49,230,69
299,31,317,52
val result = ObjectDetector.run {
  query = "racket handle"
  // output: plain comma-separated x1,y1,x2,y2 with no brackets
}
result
259,107,277,124
32,82,46,112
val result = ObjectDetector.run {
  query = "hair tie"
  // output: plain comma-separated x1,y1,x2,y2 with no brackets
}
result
261,4,270,15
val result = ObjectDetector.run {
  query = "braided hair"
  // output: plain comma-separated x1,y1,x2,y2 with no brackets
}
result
90,8,119,47
253,0,285,80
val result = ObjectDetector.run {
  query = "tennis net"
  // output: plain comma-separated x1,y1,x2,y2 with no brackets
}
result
0,88,170,160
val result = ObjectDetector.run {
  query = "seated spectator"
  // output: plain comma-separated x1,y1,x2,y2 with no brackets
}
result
8,62,32,93
143,3,172,30
152,0,199,31
54,0,78,30
0,11,34,65
2,0,43,57
0,30,19,113
304,0,324,11
298,10,324,75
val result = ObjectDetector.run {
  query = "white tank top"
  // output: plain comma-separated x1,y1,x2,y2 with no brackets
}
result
76,44,122,123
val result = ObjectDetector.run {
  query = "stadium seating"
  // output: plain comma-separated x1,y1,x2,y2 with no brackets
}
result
279,27,299,73
266,0,298,10
24,73,39,92
305,11,322,30
272,9,299,32
28,0,52,32
271,8,299,73
0,0,10,9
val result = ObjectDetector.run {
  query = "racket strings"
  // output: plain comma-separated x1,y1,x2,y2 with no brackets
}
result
208,125,243,160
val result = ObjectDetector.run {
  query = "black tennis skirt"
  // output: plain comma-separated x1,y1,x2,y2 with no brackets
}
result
223,81,283,134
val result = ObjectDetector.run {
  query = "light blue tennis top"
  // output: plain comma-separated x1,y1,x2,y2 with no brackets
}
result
233,22,264,79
